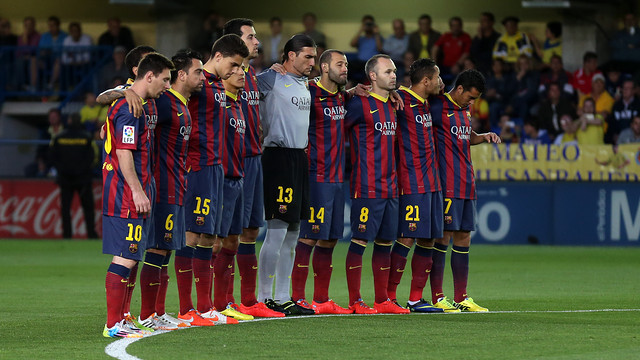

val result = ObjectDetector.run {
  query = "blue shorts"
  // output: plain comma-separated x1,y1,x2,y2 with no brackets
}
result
300,181,345,240
242,155,264,228
218,178,244,238
149,203,186,250
443,198,477,232
350,198,398,242
102,215,147,261
145,178,157,241
398,191,444,239
184,164,224,235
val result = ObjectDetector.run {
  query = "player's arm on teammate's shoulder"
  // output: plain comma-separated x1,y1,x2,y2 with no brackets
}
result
256,69,277,98
269,62,287,75
96,88,143,118
115,149,151,215
389,90,404,110
346,83,371,99
470,130,502,145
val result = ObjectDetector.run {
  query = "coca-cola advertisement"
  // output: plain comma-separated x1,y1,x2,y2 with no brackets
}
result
0,179,102,239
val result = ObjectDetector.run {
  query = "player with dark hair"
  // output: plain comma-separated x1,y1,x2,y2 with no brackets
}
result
430,69,500,312
221,18,284,318
256,34,317,316
102,52,172,338
179,34,248,325
289,49,352,314
343,54,409,314
386,58,445,313
136,49,212,330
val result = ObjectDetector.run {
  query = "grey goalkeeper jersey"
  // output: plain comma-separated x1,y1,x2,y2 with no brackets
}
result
256,69,310,149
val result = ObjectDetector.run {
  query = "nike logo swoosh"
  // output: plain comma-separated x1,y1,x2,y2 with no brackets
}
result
177,112,183,116
227,264,233,268
410,104,419,108
319,97,327,101
226,105,231,108
180,316,194,322
296,264,309,268
380,267,391,271
370,109,379,114
396,269,404,272
426,269,431,273
208,81,214,85
268,275,275,278
149,282,161,286
284,83,293,88
252,266,258,270
178,269,192,273
348,265,362,270
447,113,454,117
121,279,128,283
209,265,215,269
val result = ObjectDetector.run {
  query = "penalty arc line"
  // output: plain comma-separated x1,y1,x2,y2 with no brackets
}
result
105,308,640,360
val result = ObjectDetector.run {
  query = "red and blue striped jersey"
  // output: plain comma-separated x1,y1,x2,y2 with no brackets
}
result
344,92,397,199
308,79,346,183
242,66,262,157
102,97,154,218
187,69,226,171
153,88,191,206
223,91,246,178
431,93,476,200
395,86,441,195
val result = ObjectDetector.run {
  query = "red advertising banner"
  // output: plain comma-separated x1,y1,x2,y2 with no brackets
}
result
0,179,102,239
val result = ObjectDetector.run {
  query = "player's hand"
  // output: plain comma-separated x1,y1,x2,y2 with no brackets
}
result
131,188,151,215
124,89,143,118
485,132,501,144
100,123,106,140
270,63,286,75
353,83,371,97
389,90,404,110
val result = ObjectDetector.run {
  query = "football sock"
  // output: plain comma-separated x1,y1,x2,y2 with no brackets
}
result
345,241,366,306
213,247,236,310
431,243,448,303
372,242,392,304
409,244,433,302
274,227,300,302
312,245,334,303
122,262,138,315
257,219,288,302
451,245,470,303
237,241,258,306
174,245,195,315
139,252,164,319
106,263,131,327
208,251,217,307
388,241,411,300
291,241,314,301
227,264,235,304
155,253,171,315
193,245,213,312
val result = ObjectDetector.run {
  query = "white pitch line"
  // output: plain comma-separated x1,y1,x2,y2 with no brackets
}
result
105,308,640,360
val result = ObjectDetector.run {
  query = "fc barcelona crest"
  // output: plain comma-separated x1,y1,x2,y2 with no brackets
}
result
358,224,366,232
445,215,453,224
408,223,417,231
129,243,138,254
279,204,288,213
164,232,173,242
312,224,320,233
196,216,205,226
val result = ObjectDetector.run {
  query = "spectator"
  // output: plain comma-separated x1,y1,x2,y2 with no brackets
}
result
604,67,626,100
610,13,640,73
470,12,501,76
0,18,17,45
537,82,576,140
191,11,224,58
553,115,578,145
383,19,409,64
493,16,533,66
397,51,415,85
16,16,40,91
508,54,539,121
301,12,326,47
79,91,103,131
607,79,640,144
50,113,98,239
98,17,134,52
495,114,520,144
522,117,552,144
350,15,383,62
538,54,573,98
530,21,562,66
38,16,68,91
262,17,288,66
431,16,471,76
617,115,640,144
27,108,64,177
485,58,515,127
38,15,67,49
575,97,605,145
98,46,128,91
571,51,601,96
408,14,441,60
578,73,615,121
62,22,92,65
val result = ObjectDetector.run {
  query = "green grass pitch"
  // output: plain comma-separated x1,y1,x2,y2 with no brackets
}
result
0,240,639,359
